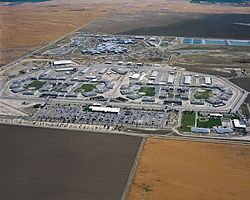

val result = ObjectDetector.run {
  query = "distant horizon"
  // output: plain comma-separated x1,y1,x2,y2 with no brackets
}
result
0,0,50,3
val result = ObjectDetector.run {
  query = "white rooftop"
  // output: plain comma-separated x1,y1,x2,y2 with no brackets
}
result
89,106,120,114
184,75,192,84
53,60,73,65
233,119,246,129
167,75,174,84
204,76,212,85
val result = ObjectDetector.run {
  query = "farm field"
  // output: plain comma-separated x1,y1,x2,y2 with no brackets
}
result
128,138,250,200
1,0,250,66
0,124,142,200
230,77,250,92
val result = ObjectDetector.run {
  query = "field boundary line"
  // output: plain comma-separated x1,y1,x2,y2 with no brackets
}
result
120,137,146,200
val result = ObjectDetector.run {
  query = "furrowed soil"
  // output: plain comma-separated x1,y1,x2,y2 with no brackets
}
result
230,77,250,92
0,124,142,200
128,138,250,200
121,13,250,39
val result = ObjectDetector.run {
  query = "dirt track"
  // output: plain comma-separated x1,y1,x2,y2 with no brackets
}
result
0,124,142,200
128,138,250,200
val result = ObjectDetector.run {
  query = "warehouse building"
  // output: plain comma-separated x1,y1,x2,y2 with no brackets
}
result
53,60,73,66
55,67,77,72
233,119,246,130
150,70,159,80
89,106,120,114
191,127,210,134
204,76,212,85
184,75,192,85
214,127,234,134
167,75,174,85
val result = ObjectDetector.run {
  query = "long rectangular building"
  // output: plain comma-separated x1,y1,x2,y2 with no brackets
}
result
53,60,73,66
89,106,121,114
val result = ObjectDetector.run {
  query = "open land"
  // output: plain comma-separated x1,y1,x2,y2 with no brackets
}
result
0,1,250,199
0,0,124,65
1,0,250,66
128,138,250,200
230,77,250,92
0,124,142,200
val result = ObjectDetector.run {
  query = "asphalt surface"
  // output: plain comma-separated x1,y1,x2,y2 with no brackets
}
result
0,124,142,200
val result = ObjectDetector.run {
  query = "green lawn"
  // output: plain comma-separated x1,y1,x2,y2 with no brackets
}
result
25,81,46,90
197,117,222,128
175,94,180,98
181,111,196,132
75,84,96,93
194,90,212,99
168,92,174,98
139,87,156,96
51,87,64,93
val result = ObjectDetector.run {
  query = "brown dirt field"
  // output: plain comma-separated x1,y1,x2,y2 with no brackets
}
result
230,77,250,92
128,138,250,200
0,124,142,200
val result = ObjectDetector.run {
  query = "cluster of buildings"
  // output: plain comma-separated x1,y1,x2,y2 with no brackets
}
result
81,36,136,55
191,114,247,135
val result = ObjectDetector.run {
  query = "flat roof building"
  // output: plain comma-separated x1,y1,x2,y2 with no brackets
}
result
184,75,192,85
131,73,140,80
53,60,73,66
191,127,210,134
233,119,246,129
150,70,158,80
204,77,212,85
167,75,174,85
89,106,120,114
55,67,77,72
214,127,234,134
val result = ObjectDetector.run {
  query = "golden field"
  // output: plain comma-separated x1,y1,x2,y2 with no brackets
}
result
1,0,249,65
128,138,250,200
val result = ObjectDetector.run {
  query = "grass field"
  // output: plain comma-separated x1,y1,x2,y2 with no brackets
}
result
25,81,45,90
128,138,250,200
139,87,156,96
168,92,174,98
194,90,212,99
197,117,222,128
181,111,195,132
75,84,96,93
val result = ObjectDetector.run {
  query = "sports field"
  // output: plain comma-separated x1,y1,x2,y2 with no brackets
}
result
139,87,156,96
25,80,46,90
75,84,97,93
181,111,196,132
197,117,222,128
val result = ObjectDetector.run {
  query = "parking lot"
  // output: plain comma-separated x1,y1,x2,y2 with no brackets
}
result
32,104,168,128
